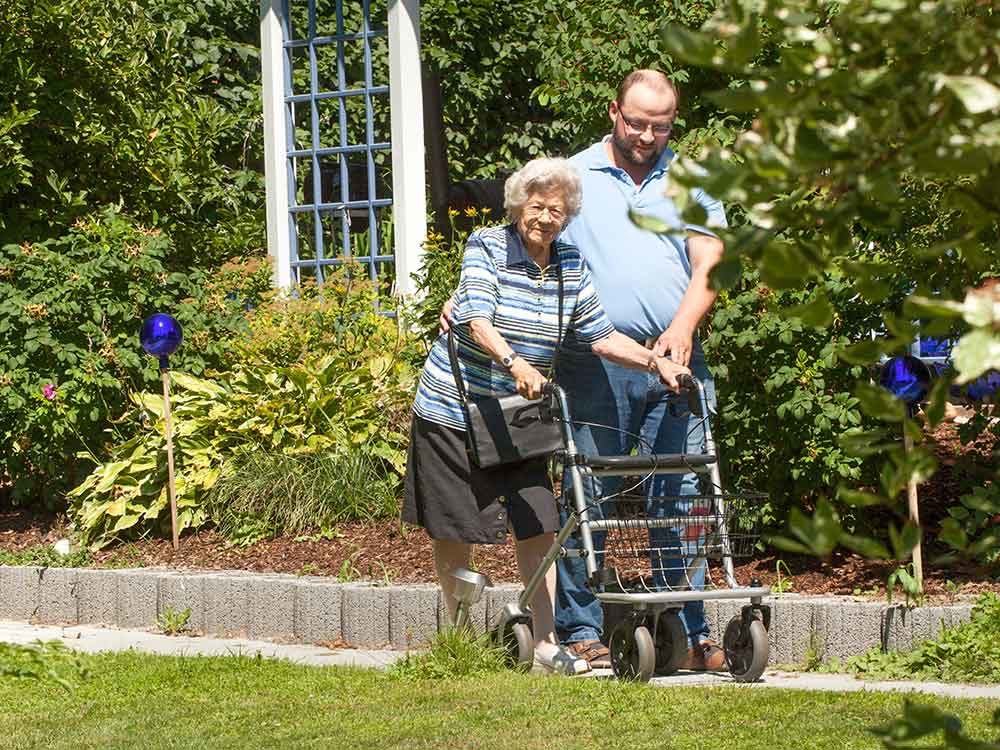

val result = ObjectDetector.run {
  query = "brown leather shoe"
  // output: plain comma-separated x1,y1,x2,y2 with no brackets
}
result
679,639,727,671
567,639,611,670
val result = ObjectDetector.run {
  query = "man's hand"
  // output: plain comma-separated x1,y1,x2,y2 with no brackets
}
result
654,358,691,393
652,323,695,367
438,298,455,334
510,358,547,400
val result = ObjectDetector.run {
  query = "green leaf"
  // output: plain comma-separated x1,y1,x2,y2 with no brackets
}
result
628,208,674,234
888,521,922,560
838,340,888,365
855,382,906,422
839,533,890,559
838,488,887,507
939,75,1000,114
952,329,1000,384
660,24,718,66
171,372,226,397
781,293,833,328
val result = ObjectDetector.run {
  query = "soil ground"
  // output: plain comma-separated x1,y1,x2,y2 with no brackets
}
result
2,423,997,601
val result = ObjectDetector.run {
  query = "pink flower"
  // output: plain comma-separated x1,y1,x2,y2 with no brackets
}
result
42,383,57,401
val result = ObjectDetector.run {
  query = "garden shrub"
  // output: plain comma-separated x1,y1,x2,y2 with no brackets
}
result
68,276,419,547
704,269,907,520
0,0,263,267
0,207,265,507
206,450,400,541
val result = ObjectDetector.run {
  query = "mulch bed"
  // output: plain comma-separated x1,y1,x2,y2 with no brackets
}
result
2,423,997,600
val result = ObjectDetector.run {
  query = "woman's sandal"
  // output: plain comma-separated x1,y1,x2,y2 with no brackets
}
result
567,639,611,669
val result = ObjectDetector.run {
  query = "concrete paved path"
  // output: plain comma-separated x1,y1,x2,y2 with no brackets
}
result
3,619,998,700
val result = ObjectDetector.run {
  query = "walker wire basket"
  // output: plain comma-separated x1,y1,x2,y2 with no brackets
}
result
588,491,768,595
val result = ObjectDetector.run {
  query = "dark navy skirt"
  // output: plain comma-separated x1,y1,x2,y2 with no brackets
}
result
402,414,558,544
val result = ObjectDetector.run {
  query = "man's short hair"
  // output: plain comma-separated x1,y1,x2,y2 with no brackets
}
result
616,69,680,108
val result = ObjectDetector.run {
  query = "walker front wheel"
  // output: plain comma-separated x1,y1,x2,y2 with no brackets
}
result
610,622,655,682
723,615,768,683
654,611,688,676
499,620,534,670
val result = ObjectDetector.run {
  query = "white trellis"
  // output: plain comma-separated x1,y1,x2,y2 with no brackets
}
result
259,0,426,299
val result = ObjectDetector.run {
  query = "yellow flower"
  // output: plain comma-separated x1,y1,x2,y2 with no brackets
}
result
464,207,479,217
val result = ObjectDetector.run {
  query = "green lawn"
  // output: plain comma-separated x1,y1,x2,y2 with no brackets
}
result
0,651,996,750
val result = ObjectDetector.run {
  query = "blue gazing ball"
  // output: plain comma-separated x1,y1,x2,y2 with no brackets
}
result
140,313,183,357
879,355,931,405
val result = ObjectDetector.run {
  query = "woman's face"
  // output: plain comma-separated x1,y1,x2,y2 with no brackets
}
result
516,188,567,254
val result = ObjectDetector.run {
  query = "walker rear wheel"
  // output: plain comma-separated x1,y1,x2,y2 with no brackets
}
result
654,611,688,676
498,620,534,671
723,615,768,683
610,622,656,682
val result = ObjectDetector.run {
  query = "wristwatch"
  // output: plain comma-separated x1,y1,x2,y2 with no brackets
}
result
501,353,520,370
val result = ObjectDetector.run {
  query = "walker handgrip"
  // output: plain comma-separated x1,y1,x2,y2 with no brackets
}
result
678,373,698,391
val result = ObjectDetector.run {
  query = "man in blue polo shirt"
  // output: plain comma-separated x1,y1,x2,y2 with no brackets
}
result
555,69,728,672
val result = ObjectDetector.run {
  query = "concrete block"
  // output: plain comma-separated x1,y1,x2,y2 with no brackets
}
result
76,569,118,625
248,576,297,641
203,573,250,636
842,601,881,657
343,584,391,647
944,603,972,629
389,584,439,648
0,566,42,621
786,598,818,665
115,569,160,629
294,580,343,644
486,585,520,631
826,599,853,660
702,598,721,641
36,567,78,624
811,598,830,659
925,606,946,640
157,573,206,633
909,606,938,646
882,604,913,653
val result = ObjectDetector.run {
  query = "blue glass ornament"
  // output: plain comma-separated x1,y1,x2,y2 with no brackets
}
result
140,313,182,369
967,371,1000,402
879,355,931,405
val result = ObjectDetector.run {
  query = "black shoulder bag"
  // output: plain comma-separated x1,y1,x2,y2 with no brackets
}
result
447,266,564,468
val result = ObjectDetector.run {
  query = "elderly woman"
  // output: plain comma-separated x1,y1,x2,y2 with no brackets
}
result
403,157,689,675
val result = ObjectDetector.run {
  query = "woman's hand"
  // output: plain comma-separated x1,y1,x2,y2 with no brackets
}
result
510,358,547,400
655,357,691,393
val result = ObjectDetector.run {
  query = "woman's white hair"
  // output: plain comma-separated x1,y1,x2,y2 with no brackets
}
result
503,157,582,224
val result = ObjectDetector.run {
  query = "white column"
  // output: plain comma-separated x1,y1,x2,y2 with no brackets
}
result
260,0,292,289
388,0,427,298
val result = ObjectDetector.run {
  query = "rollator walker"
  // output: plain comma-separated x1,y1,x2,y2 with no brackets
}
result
482,374,771,683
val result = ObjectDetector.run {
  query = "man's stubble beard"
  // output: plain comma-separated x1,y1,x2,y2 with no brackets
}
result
611,130,664,167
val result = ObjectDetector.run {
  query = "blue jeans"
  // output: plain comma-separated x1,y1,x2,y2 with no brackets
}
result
554,346,716,646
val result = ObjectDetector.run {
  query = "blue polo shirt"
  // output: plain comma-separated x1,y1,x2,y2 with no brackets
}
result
560,139,728,344
413,224,615,431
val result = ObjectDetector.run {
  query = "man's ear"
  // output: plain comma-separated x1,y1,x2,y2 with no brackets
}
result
608,99,620,125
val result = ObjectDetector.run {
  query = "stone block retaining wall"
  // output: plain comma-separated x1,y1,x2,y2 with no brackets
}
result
0,566,973,663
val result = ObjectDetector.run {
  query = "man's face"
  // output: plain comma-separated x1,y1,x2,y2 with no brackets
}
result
608,82,676,168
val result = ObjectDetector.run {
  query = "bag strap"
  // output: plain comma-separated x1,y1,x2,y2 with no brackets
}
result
446,255,565,402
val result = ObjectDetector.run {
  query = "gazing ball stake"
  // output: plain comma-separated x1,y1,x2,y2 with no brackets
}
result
879,354,932,594
140,313,183,551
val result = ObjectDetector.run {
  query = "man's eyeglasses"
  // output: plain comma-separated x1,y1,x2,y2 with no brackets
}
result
617,111,673,137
